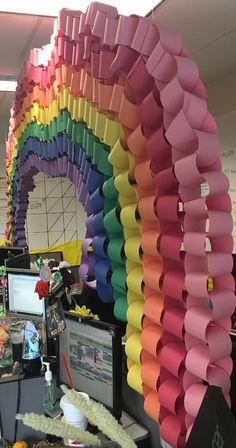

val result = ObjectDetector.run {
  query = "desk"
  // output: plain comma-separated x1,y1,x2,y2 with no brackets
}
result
89,412,150,447
0,372,149,447
46,408,150,448
120,412,150,447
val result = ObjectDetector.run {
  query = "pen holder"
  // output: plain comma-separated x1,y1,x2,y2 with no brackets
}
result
60,392,89,447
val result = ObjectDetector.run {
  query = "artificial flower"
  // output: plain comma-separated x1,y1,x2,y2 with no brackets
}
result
35,279,49,299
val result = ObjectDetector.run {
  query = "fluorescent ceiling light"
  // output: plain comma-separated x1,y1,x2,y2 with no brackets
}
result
0,80,17,92
0,0,162,17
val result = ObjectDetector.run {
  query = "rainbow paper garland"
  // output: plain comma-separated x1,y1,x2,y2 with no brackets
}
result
6,3,235,447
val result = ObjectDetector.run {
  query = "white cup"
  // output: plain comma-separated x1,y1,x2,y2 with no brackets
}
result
60,392,89,447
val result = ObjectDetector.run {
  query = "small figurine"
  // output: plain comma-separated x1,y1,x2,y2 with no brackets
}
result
0,325,9,360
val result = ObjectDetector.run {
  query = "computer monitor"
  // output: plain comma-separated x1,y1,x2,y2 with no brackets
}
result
0,246,27,266
58,312,122,420
5,268,44,317
69,265,80,282
5,253,31,269
30,251,63,263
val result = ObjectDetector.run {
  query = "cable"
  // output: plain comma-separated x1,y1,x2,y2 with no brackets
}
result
13,372,23,443
0,405,3,441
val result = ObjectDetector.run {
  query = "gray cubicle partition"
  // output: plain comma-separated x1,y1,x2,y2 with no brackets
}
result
0,374,45,442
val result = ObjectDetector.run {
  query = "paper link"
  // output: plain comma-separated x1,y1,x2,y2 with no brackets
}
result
6,5,235,447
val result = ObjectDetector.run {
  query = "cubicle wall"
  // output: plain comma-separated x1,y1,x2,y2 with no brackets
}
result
0,375,45,442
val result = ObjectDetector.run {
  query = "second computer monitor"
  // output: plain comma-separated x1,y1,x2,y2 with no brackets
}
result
5,268,44,317
58,312,122,420
5,253,31,269
0,246,27,266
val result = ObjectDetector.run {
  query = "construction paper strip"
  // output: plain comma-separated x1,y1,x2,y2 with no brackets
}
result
126,301,144,331
141,322,162,358
141,358,160,391
143,389,160,423
92,235,108,258
143,293,164,325
107,237,125,264
127,363,143,395
113,295,128,322
125,332,142,365
6,6,235,446
160,342,186,378
159,377,182,415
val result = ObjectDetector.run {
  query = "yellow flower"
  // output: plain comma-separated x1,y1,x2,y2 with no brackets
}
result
70,305,100,320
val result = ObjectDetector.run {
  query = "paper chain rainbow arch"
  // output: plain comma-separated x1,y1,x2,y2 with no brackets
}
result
6,3,236,446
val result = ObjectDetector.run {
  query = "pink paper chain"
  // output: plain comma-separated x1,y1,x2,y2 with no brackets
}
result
6,4,235,447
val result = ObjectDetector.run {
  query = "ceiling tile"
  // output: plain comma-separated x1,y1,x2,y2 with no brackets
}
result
153,0,236,34
25,16,54,51
193,34,236,84
0,13,39,74
177,30,221,55
229,27,236,36
0,116,9,143
0,14,53,77
0,91,14,110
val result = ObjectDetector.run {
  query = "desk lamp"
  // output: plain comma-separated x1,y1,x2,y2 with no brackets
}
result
21,321,41,376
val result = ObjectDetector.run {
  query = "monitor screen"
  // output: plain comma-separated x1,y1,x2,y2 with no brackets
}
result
0,246,27,266
5,253,31,269
5,269,44,317
58,312,122,420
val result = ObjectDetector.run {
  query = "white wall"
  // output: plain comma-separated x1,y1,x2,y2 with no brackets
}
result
207,71,236,251
0,145,87,249
26,173,87,250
